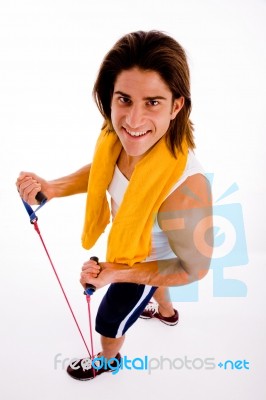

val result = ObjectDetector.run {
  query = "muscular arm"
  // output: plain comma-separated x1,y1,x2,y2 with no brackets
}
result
48,164,91,197
17,164,91,204
82,174,213,289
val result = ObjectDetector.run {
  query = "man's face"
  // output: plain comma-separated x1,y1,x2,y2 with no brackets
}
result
111,67,184,158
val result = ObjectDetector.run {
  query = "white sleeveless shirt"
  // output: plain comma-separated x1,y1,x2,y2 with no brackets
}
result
108,151,205,262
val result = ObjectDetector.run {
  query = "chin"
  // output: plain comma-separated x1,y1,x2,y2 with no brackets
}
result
124,145,149,157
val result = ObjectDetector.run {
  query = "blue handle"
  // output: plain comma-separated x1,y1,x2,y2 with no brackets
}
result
20,191,47,223
35,191,47,205
84,256,99,296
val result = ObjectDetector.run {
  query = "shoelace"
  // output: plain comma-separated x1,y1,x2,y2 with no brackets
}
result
145,302,159,314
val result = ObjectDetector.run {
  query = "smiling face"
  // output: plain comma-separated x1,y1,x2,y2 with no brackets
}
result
110,67,184,158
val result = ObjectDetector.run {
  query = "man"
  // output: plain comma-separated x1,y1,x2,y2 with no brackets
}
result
17,30,213,380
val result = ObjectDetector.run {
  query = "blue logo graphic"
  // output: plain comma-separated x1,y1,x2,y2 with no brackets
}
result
168,174,249,302
217,359,250,370
54,353,250,374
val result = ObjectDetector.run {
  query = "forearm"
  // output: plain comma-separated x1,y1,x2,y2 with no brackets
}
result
49,164,91,198
105,257,208,288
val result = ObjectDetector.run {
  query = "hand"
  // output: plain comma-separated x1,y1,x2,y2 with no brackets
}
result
16,171,51,205
80,260,126,290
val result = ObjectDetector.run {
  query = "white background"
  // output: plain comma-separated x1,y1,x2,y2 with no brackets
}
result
1,0,265,399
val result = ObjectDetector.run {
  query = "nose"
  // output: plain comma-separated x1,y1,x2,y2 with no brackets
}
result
125,103,145,128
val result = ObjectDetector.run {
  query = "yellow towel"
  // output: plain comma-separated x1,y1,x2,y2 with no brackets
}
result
82,127,188,266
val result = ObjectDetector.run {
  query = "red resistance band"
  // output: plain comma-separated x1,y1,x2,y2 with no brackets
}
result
20,196,95,363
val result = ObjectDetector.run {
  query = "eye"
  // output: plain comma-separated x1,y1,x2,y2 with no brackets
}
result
118,96,131,104
147,100,159,106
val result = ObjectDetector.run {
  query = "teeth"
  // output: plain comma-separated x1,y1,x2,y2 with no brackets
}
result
126,129,148,137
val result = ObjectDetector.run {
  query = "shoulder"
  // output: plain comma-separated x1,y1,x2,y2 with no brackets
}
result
158,173,212,228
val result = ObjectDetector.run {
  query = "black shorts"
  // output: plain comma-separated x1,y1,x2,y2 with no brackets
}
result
95,283,157,338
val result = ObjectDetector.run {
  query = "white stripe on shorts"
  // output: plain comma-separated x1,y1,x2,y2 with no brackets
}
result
115,285,154,338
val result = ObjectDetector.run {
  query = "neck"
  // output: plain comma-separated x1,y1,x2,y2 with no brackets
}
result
118,150,144,180
124,152,143,167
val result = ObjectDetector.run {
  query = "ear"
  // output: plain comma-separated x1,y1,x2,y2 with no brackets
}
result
170,97,185,120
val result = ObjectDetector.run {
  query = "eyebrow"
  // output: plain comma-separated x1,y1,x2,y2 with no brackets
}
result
113,91,167,101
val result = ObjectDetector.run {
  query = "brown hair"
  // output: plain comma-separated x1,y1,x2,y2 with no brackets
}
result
93,30,195,156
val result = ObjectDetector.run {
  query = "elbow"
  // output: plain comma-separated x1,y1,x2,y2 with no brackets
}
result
197,262,210,281
184,258,211,283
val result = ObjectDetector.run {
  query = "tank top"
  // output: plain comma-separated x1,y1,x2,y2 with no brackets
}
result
108,150,205,262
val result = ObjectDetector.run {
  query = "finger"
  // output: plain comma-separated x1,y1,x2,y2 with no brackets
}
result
18,177,37,192
81,266,101,275
80,268,99,278
16,176,31,190
19,180,42,204
16,172,38,187
21,181,41,198
16,172,30,184
82,261,101,272
80,272,98,286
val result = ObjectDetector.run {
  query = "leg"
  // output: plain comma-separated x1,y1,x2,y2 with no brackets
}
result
67,283,156,380
152,287,175,317
96,283,157,338
100,335,125,359
96,284,157,359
